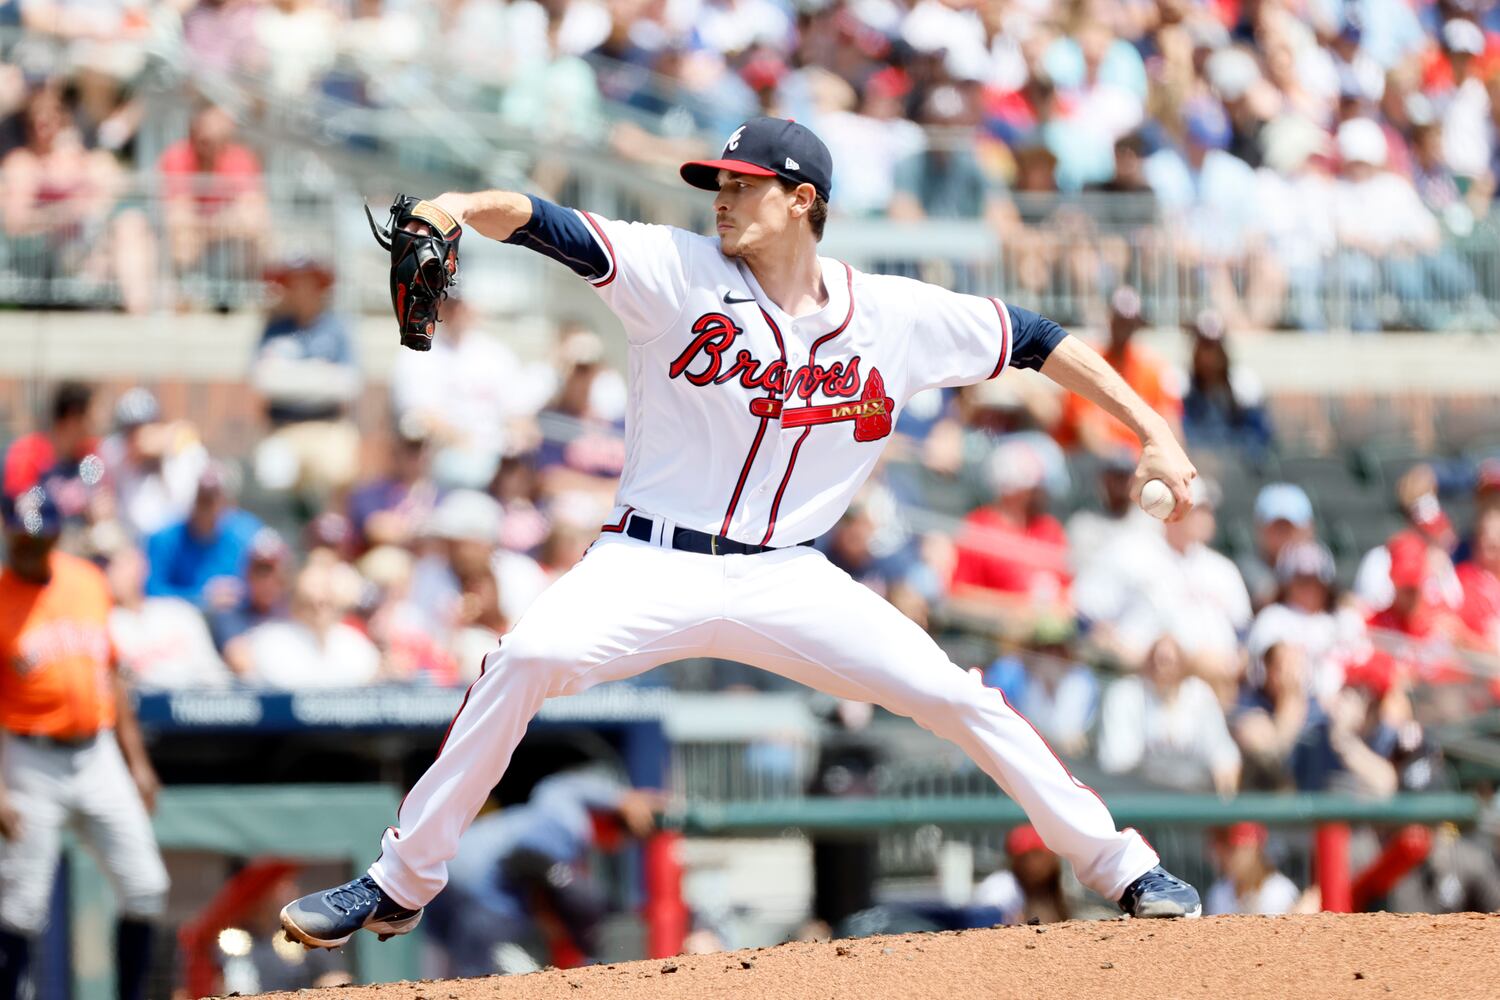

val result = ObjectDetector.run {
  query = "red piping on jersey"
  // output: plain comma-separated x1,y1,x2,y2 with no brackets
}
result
759,264,856,545
719,303,792,536
599,505,635,533
986,298,1013,380
579,211,618,287
991,681,1110,811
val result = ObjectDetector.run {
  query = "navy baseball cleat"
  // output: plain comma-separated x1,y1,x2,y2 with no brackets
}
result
1118,865,1202,919
280,874,423,949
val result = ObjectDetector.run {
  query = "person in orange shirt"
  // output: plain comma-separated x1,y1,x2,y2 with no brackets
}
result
1053,287,1183,455
0,487,168,1000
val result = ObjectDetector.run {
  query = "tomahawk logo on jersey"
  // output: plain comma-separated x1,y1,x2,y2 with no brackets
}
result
505,197,1064,547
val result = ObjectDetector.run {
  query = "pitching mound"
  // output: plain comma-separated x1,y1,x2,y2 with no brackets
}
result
261,912,1500,1000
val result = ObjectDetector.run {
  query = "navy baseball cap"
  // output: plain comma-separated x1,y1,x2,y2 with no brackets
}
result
3,486,63,537
680,117,833,202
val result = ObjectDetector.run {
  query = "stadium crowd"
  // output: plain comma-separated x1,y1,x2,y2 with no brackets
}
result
5,0,1500,325
4,266,1499,813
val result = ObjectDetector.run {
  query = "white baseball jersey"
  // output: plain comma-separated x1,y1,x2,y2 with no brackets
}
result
575,212,1013,545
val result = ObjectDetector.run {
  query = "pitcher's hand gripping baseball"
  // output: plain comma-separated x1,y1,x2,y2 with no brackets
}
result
365,194,463,351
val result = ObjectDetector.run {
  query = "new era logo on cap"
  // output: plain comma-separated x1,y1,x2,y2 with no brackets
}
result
679,117,833,202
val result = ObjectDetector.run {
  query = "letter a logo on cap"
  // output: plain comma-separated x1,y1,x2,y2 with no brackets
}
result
726,125,746,152
785,157,800,170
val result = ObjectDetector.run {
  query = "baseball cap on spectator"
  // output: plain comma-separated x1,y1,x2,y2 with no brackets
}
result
196,460,241,499
1261,116,1332,174
1442,18,1485,56
864,66,912,101
113,387,161,430
1005,824,1049,858
987,440,1046,497
1206,48,1260,102
1405,492,1453,543
427,489,504,543
680,117,834,203
265,254,334,287
1224,821,1267,848
1109,285,1143,324
1275,540,1336,585
1184,100,1232,150
739,51,787,93
248,527,290,567
1337,118,1387,167
1101,447,1137,474
3,485,63,538
305,511,356,557
1189,308,1227,341
1387,532,1429,589
1254,483,1313,527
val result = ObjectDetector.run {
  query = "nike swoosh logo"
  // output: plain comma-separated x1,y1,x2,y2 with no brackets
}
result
724,292,755,304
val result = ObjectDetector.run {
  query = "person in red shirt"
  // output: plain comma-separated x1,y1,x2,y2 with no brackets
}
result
0,486,168,1000
2,381,98,499
1457,507,1500,651
157,103,267,296
950,438,1071,624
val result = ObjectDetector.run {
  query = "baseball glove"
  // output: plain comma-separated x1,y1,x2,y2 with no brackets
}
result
364,194,463,351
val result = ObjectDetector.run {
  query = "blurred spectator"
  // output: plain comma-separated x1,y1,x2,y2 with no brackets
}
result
1205,822,1307,915
949,439,1071,620
360,543,458,686
970,825,1070,925
410,490,549,676
825,496,935,628
0,82,155,313
1292,680,1410,796
813,67,925,218
250,256,361,503
535,333,627,505
250,0,338,98
1353,465,1463,615
1232,641,1311,791
181,0,262,79
1239,483,1315,610
144,463,262,608
241,560,379,688
1064,449,1160,572
981,619,1098,758
1453,459,1500,564
390,297,532,491
1331,117,1475,331
888,83,1004,225
1053,287,1182,455
347,423,441,552
3,380,97,497
107,546,232,689
1387,824,1500,914
425,770,658,975
1457,507,1500,651
1144,100,1264,324
97,388,210,540
1248,540,1368,705
208,527,291,659
1254,115,1338,331
1179,310,1274,456
157,104,267,308
1097,635,1242,794
1073,477,1251,682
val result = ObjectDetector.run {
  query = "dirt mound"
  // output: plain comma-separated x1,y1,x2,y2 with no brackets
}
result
262,912,1500,1000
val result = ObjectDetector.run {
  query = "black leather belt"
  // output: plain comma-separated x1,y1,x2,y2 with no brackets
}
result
12,731,99,750
624,512,811,556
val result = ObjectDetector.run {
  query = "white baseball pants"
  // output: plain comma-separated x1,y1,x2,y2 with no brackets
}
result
369,529,1158,909
0,734,169,934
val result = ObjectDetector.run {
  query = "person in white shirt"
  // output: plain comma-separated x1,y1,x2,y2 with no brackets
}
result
1205,821,1307,915
1097,636,1242,795
107,545,232,689
1073,476,1251,685
243,560,381,689
98,389,210,541
1247,540,1370,707
390,297,534,490
1330,117,1476,331
1064,448,1162,573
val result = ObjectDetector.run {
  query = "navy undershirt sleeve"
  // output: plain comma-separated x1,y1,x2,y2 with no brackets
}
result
1006,303,1069,371
501,194,611,281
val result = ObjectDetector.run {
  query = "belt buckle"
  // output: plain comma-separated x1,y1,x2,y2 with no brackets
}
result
710,534,718,555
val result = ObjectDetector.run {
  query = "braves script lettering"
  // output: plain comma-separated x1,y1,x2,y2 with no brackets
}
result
669,312,863,400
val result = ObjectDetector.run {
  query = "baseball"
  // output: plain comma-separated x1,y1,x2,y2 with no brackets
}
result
1140,479,1176,519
